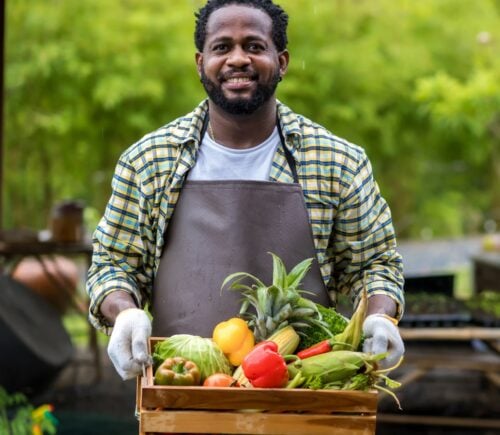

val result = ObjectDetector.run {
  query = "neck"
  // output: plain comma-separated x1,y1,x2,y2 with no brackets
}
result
207,99,277,149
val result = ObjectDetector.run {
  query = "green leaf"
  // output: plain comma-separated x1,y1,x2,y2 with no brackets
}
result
220,272,265,292
286,257,314,289
270,252,287,288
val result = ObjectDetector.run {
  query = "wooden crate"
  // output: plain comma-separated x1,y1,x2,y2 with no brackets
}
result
137,338,377,435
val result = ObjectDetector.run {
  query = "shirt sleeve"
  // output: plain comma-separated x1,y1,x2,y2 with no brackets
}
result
330,149,405,319
86,153,155,335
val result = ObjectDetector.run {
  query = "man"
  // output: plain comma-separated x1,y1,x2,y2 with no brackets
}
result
87,0,405,380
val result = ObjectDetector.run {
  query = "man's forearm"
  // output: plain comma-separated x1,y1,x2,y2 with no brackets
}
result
100,291,138,325
367,294,397,318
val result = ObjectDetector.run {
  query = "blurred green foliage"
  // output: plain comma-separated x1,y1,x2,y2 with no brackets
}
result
4,0,500,239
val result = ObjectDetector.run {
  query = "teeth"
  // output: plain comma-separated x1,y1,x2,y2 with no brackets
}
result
226,77,251,83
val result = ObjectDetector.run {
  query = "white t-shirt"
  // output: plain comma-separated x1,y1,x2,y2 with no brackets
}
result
187,127,280,181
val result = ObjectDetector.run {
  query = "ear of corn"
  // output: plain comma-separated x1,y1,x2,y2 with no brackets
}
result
331,288,367,351
232,365,250,387
268,325,300,355
287,350,367,387
232,325,300,387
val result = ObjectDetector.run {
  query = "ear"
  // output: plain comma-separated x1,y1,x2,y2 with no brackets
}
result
195,52,203,78
278,50,289,79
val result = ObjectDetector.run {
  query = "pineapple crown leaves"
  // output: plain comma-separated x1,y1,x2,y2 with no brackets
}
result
220,271,265,293
270,252,313,290
220,253,326,340
220,253,315,294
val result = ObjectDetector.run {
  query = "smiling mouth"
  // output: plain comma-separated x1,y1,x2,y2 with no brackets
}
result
221,76,256,93
225,77,253,84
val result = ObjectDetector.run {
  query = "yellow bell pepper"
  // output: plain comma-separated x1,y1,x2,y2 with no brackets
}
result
212,317,255,366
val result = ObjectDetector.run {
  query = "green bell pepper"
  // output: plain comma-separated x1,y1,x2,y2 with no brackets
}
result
154,356,201,386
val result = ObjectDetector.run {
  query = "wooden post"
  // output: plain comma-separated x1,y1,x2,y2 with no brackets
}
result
0,0,5,229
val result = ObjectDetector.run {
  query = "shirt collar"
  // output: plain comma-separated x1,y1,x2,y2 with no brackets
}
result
276,100,302,151
168,99,209,147
171,99,302,151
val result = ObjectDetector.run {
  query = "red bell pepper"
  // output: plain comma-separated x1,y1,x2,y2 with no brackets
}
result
242,341,288,388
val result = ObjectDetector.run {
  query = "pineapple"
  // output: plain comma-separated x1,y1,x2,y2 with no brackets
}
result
221,253,330,341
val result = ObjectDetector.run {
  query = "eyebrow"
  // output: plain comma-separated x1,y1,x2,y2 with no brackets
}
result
208,34,268,45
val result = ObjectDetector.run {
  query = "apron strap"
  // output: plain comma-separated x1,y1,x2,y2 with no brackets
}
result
200,112,210,141
277,117,299,184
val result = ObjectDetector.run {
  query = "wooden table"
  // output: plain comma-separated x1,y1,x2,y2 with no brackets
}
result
399,327,500,385
0,238,93,266
378,327,500,431
0,237,102,381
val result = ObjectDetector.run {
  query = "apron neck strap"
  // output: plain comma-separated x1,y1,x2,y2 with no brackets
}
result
200,112,210,140
277,116,299,183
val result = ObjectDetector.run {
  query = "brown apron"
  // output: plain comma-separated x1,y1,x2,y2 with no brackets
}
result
152,181,330,336
152,124,330,337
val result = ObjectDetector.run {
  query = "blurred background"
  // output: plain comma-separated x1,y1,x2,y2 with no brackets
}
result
1,0,499,434
3,0,500,238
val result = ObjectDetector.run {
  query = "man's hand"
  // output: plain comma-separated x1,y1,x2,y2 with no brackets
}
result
107,308,152,380
362,313,404,368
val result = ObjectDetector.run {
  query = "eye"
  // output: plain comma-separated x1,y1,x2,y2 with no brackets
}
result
212,43,229,53
247,42,266,52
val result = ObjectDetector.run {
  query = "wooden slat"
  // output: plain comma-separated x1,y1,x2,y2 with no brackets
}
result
390,368,428,387
400,327,500,341
378,413,500,430
402,352,500,372
140,410,376,434
487,340,500,353
485,371,500,388
141,386,377,413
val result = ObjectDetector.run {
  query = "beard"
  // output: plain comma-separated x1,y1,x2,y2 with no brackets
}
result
200,68,281,115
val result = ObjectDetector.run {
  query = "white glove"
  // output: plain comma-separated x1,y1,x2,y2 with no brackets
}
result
107,308,152,380
362,314,404,368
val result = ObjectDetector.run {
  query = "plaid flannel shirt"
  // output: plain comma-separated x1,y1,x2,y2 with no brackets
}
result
87,99,404,334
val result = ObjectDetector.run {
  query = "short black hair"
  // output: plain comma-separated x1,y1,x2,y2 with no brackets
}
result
194,0,289,52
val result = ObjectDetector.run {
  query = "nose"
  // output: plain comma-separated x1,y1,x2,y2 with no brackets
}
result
226,46,251,68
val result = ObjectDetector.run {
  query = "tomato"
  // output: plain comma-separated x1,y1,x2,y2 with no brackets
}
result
203,373,240,387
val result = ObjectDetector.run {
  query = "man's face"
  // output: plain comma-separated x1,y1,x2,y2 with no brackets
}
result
196,5,288,115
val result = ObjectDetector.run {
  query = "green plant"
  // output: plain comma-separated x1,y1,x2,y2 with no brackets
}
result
0,386,57,435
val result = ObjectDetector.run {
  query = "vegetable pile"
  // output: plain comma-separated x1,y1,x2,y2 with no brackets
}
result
150,253,403,407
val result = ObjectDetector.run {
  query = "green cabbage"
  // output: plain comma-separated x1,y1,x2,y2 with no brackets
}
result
152,334,232,382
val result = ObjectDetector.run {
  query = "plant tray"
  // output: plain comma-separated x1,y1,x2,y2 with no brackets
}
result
399,313,472,328
136,338,378,435
470,311,500,328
